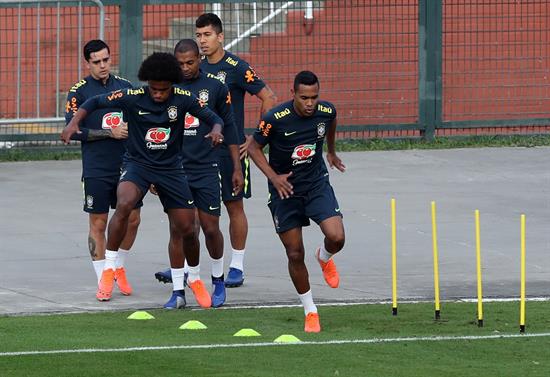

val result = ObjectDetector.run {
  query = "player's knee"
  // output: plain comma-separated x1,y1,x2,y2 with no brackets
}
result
286,248,305,265
328,231,345,252
89,216,108,234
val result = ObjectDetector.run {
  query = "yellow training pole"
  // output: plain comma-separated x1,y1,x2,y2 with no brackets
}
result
475,210,483,327
431,201,441,320
520,214,526,333
391,198,397,315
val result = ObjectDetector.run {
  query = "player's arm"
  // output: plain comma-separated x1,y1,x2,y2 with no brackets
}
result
248,121,293,199
256,85,277,117
187,94,225,146
325,118,346,172
217,86,244,194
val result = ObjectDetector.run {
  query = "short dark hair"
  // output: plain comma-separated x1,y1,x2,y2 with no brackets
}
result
138,52,183,83
195,13,223,34
83,39,110,61
174,39,200,56
293,70,319,91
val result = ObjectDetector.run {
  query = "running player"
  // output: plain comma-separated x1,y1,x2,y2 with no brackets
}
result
65,39,141,296
195,13,277,287
62,52,225,309
247,71,346,332
153,39,242,307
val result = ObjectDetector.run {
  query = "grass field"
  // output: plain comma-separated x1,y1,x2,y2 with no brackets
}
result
1,301,549,376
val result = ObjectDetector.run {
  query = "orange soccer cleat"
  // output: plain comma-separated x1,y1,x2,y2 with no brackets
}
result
316,248,340,288
188,279,212,308
304,312,321,333
96,268,115,301
114,267,132,296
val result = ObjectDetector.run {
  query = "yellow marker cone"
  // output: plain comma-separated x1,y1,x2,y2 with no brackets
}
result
179,320,207,330
127,311,155,320
273,334,301,343
233,328,261,337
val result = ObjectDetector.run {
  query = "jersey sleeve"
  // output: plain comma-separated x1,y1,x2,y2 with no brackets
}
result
186,93,224,130
216,84,239,145
252,114,275,146
65,87,90,141
236,62,266,96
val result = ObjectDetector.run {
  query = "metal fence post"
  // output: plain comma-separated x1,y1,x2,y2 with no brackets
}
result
419,0,442,140
119,0,143,84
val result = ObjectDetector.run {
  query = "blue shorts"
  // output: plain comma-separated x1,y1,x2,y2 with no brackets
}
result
120,162,194,211
219,154,251,201
267,179,342,233
186,167,222,216
82,176,143,214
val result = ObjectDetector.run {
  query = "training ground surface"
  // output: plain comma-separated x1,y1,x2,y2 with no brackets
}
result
1,147,549,315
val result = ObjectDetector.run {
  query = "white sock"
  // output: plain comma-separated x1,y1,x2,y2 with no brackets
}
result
171,268,185,291
317,244,333,263
187,264,201,283
92,260,105,282
183,259,189,275
229,248,245,271
298,290,317,315
104,250,117,270
116,249,129,269
210,256,224,278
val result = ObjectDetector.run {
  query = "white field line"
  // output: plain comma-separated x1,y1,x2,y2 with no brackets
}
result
2,332,550,357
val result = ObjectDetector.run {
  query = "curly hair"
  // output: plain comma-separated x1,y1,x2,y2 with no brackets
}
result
138,52,183,83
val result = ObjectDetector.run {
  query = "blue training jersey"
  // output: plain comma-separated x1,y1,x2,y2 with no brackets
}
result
178,71,238,168
200,51,266,144
80,86,224,170
253,100,337,195
65,74,132,178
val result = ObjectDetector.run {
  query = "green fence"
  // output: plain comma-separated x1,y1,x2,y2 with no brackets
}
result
0,0,549,149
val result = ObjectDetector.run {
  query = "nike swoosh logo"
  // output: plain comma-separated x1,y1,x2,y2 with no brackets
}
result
209,206,220,210
187,200,194,205
335,208,340,212
138,110,150,115
284,131,297,136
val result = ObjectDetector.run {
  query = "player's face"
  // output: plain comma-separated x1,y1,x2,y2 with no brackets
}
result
148,80,172,103
195,25,223,57
86,48,111,82
292,83,320,117
175,50,200,80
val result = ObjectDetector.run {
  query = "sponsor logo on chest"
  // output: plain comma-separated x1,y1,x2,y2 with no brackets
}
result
145,127,171,150
291,144,316,165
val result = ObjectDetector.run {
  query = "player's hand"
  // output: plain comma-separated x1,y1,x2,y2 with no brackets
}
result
149,184,158,196
239,135,252,160
111,122,128,139
270,172,294,199
232,169,244,196
205,128,224,146
60,122,81,144
327,152,346,172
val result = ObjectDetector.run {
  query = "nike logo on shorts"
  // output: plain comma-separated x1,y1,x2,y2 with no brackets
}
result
187,200,194,205
209,205,220,210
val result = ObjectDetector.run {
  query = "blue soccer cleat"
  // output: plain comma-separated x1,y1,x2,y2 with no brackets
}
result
224,267,244,288
155,268,172,284
211,275,226,308
163,290,186,309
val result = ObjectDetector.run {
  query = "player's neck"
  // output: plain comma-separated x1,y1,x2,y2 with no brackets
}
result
206,48,225,64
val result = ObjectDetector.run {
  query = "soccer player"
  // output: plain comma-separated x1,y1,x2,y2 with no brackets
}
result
159,38,242,307
62,52,225,309
196,12,278,287
247,71,346,333
65,39,141,296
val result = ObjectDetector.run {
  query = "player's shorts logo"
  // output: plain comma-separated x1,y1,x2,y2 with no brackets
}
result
291,144,316,165
102,112,123,129
145,127,170,143
86,195,94,208
167,106,178,121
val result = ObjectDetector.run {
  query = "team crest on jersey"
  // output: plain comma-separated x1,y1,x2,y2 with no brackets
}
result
102,112,123,129
291,144,316,166
317,122,326,138
198,89,209,104
215,71,227,84
167,106,178,121
86,195,94,209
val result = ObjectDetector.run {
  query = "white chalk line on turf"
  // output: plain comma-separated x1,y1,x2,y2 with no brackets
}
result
3,332,550,357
